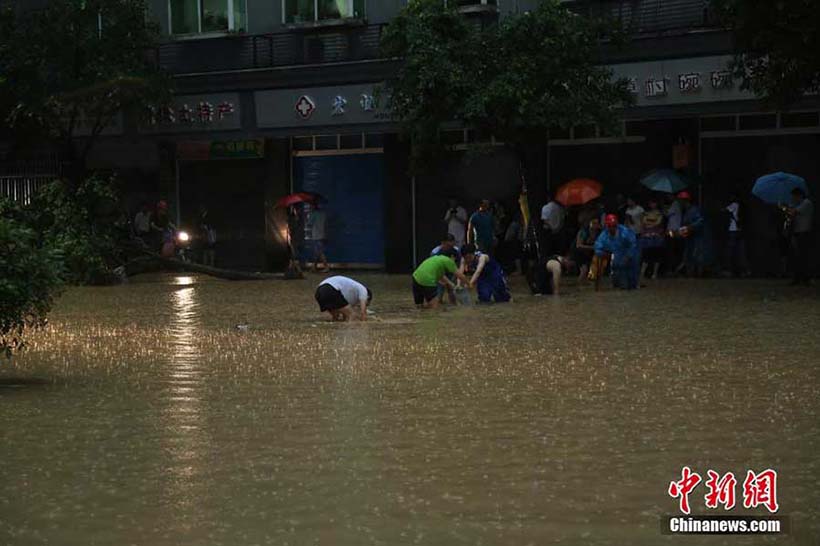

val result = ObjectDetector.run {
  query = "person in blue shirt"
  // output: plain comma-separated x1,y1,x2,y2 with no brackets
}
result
431,234,461,304
672,191,714,277
461,244,511,303
594,214,641,290
467,199,495,253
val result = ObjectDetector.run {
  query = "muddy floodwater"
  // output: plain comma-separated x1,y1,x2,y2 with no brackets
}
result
1,274,819,546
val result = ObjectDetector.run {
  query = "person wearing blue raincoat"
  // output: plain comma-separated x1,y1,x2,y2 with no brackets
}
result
674,191,714,276
594,214,641,289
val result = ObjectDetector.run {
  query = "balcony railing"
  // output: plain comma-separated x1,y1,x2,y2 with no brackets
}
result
155,24,385,75
573,0,715,34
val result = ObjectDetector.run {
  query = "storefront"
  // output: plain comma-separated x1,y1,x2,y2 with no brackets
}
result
255,83,393,268
547,55,820,274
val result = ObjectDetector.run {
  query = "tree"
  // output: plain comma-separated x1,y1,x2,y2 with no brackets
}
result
712,0,820,106
380,0,632,171
0,0,171,184
0,201,63,358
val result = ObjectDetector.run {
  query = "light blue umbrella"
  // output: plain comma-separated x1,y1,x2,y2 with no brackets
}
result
639,169,690,194
752,172,808,205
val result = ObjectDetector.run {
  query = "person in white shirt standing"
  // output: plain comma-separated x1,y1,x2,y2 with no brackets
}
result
443,198,468,247
540,192,566,258
624,196,645,236
664,193,684,274
315,276,372,321
305,203,329,272
723,192,749,278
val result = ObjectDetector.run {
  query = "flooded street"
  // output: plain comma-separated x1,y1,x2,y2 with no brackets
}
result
1,274,819,545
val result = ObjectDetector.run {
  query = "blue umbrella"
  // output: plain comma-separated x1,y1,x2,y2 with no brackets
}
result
752,172,808,205
640,169,690,194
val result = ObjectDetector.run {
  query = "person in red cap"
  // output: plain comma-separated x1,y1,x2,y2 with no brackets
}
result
593,213,641,289
669,191,713,276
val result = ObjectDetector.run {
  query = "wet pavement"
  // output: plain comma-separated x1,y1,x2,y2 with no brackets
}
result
1,273,819,545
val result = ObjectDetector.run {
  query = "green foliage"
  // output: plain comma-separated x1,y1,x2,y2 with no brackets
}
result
381,0,632,170
0,0,171,156
0,201,64,358
712,0,820,106
25,175,128,285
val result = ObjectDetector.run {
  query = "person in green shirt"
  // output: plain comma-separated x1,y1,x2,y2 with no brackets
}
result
412,254,470,308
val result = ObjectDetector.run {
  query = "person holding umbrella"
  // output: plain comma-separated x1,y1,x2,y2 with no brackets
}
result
752,172,811,281
784,187,814,285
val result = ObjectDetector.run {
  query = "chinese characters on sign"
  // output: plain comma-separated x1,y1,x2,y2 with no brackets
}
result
296,93,380,119
645,77,669,98
331,95,348,116
360,93,378,111
626,77,639,95
668,467,779,515
711,70,734,90
148,101,236,127
678,73,702,94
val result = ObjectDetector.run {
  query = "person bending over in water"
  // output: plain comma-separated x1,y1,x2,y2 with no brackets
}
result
545,255,574,296
594,214,641,290
315,275,372,321
460,244,511,303
412,254,470,309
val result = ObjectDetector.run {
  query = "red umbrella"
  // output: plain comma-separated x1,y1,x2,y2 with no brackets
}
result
275,192,319,208
556,178,603,207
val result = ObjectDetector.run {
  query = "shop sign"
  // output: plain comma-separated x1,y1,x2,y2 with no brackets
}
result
210,139,265,160
645,77,669,98
142,93,242,134
177,139,265,161
609,56,752,107
678,73,702,94
256,84,390,128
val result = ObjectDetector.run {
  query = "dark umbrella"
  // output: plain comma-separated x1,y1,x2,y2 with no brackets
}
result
640,169,690,194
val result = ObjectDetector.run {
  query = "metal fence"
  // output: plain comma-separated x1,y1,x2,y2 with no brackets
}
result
0,160,58,205
156,24,385,75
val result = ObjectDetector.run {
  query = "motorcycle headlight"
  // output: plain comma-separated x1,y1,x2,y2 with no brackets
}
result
177,231,190,243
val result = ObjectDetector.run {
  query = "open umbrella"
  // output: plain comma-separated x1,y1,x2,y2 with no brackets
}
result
752,172,808,205
640,169,690,194
276,192,320,208
556,178,602,206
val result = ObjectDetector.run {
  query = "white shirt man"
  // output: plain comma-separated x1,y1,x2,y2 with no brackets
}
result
315,276,371,321
625,204,645,235
443,202,468,247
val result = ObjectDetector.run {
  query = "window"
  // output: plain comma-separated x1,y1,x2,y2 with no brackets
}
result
170,0,246,35
283,0,365,24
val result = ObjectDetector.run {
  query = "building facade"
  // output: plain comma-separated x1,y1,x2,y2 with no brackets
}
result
8,0,819,274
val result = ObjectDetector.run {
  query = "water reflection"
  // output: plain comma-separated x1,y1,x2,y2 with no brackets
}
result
162,282,208,521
